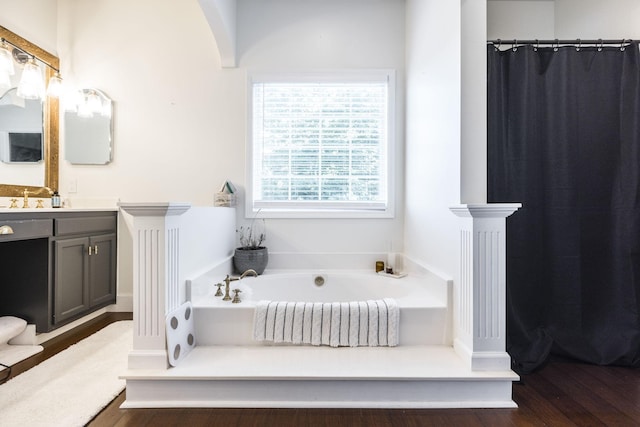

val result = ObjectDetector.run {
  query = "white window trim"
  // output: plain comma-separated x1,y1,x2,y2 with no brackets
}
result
246,69,396,219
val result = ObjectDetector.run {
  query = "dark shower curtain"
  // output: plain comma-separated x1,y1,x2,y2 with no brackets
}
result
487,42,640,373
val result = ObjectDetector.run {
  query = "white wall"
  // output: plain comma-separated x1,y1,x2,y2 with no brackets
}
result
487,1,555,40
404,0,461,280
236,0,406,259
0,0,58,54
461,0,488,204
488,0,640,40
555,0,640,39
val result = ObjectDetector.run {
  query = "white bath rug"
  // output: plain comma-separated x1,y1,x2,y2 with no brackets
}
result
0,320,132,427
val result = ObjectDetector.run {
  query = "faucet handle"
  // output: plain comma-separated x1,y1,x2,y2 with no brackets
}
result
214,283,224,297
232,289,242,304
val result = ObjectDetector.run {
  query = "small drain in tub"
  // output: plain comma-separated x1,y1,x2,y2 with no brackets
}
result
314,275,325,287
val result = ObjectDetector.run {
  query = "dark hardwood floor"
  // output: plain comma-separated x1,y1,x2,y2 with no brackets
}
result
5,314,639,426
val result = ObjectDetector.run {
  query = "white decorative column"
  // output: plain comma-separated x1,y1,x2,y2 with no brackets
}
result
450,203,521,371
119,202,191,369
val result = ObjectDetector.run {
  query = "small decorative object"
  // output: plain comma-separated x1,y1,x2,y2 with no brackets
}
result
215,180,237,207
233,213,268,274
375,261,384,272
51,191,61,208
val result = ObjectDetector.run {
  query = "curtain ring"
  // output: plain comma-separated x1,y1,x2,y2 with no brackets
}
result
553,39,559,52
495,38,501,52
620,39,626,51
534,39,539,52
597,39,603,52
575,39,581,52
512,39,518,52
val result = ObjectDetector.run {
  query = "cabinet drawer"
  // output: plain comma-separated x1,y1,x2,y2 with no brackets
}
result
0,219,52,241
55,216,116,236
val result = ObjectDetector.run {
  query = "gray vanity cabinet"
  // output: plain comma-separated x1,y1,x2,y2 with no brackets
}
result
54,237,90,322
53,215,117,326
0,210,117,332
88,233,117,307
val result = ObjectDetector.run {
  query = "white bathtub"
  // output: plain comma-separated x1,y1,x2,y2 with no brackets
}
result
190,270,451,346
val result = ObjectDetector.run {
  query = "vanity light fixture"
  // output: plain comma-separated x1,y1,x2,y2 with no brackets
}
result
0,39,15,75
46,71,64,98
16,57,45,100
0,37,63,101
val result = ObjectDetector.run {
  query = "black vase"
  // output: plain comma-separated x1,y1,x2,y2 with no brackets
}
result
233,247,268,275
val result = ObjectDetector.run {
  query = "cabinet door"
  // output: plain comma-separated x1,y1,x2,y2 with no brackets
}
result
54,237,90,324
89,233,116,307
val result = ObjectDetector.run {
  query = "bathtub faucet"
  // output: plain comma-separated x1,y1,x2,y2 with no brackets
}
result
222,269,258,301
239,269,258,279
222,275,239,301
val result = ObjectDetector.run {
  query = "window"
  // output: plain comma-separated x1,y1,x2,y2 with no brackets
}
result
248,70,395,218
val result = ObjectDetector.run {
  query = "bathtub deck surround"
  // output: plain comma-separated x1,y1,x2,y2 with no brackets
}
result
121,345,518,408
120,202,519,408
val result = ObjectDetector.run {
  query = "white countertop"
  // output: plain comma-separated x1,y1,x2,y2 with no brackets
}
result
0,207,119,213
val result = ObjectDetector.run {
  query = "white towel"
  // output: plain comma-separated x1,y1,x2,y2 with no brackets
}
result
349,301,360,347
265,301,277,341
330,302,341,347
292,302,305,344
302,302,313,344
340,303,350,347
273,302,286,343
358,301,369,346
311,303,323,346
321,303,332,346
252,299,400,347
283,302,295,342
378,299,388,346
385,298,399,346
253,300,269,341
367,300,379,347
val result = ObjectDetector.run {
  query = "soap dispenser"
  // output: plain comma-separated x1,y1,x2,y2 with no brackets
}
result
51,191,61,208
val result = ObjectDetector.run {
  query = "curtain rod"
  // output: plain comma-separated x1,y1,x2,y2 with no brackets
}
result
488,39,633,47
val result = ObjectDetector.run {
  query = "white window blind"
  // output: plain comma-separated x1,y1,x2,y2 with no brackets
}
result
250,72,392,217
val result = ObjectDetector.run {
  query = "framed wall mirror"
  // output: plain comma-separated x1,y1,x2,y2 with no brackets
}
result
0,25,59,198
65,89,113,165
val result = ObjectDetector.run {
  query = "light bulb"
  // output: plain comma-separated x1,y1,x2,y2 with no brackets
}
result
46,72,63,98
0,69,10,92
16,57,44,100
0,40,14,75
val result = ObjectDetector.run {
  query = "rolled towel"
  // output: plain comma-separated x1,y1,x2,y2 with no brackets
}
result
253,300,270,341
330,302,341,347
302,302,314,344
349,301,360,347
358,301,369,346
321,303,332,346
384,298,399,346
340,303,350,347
283,302,296,343
311,303,323,346
265,301,278,341
378,299,388,346
292,302,305,344
273,302,287,343
367,300,379,347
